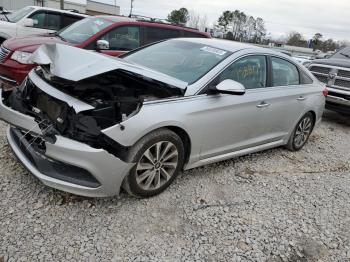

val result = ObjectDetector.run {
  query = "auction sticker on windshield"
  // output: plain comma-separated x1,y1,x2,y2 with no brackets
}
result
200,46,227,56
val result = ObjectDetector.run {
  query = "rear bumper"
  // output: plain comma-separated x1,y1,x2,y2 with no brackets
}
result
7,127,134,197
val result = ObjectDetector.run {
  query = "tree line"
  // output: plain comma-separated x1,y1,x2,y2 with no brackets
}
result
166,7,346,51
217,10,266,43
285,32,346,52
167,8,267,44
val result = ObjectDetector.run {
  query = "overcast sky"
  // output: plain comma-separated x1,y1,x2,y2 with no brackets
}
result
80,0,350,41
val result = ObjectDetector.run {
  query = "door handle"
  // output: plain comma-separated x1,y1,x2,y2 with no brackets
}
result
297,96,307,101
256,102,270,108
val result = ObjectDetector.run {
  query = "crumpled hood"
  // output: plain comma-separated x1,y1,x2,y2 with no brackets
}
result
30,43,188,89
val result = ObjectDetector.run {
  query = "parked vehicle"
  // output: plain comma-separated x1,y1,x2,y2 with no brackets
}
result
0,16,209,90
0,39,326,197
293,55,314,66
308,46,350,115
0,6,87,44
0,7,12,22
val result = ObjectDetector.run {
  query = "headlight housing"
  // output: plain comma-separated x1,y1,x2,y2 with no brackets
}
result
11,51,33,64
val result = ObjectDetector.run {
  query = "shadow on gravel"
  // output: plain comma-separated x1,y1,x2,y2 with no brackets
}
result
323,110,350,127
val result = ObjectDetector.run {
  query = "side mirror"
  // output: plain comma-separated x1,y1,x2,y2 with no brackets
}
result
19,18,34,27
96,39,110,51
216,79,246,95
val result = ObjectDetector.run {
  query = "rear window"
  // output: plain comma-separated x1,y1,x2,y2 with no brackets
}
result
62,15,82,28
143,27,180,45
300,70,313,84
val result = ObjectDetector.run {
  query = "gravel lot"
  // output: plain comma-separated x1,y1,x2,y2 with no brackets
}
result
0,110,349,262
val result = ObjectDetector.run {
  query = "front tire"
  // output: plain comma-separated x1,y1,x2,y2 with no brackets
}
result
123,128,185,197
286,112,315,151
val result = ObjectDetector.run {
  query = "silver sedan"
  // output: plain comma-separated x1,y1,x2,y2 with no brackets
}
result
0,38,326,197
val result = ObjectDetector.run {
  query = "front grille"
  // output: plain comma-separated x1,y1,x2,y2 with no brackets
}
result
309,66,331,75
337,70,350,78
315,75,328,84
309,63,350,91
334,79,350,88
0,45,10,63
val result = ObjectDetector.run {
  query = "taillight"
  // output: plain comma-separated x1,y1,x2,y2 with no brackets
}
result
323,88,329,97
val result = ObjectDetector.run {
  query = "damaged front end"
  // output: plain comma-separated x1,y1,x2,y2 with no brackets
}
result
4,44,186,160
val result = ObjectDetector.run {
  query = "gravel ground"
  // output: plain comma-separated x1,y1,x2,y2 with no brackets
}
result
0,110,350,262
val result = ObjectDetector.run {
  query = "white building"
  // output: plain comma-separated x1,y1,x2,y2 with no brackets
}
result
0,0,120,15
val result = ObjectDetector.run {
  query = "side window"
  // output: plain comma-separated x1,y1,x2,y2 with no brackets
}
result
144,27,180,45
46,12,61,30
271,57,300,86
100,26,140,51
183,31,206,38
210,56,267,90
30,11,46,29
300,70,313,84
62,15,82,28
30,11,61,30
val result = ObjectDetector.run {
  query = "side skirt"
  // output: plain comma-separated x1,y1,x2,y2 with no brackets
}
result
185,140,285,170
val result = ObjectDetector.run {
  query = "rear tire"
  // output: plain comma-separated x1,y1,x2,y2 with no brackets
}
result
123,128,185,197
286,112,315,151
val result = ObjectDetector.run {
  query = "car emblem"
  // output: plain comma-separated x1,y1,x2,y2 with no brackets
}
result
329,72,337,79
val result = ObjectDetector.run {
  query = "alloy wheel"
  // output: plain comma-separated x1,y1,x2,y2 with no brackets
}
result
136,141,179,191
294,116,312,148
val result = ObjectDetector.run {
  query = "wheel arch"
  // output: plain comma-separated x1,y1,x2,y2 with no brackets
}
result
164,125,192,165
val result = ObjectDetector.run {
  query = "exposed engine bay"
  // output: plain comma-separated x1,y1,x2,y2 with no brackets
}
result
5,67,185,159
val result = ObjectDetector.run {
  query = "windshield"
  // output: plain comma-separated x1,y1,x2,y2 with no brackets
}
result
331,46,350,59
7,6,34,23
124,40,232,84
58,17,113,44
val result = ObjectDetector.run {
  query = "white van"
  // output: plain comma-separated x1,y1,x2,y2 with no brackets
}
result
0,6,87,44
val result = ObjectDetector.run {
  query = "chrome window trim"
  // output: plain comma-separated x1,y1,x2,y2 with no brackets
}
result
194,51,307,95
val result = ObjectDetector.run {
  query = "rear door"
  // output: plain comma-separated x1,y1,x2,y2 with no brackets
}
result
261,56,314,138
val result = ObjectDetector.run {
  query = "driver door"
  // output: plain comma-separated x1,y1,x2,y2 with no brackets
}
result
199,55,274,159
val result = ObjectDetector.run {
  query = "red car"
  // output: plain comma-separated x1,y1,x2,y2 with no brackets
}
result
0,16,209,90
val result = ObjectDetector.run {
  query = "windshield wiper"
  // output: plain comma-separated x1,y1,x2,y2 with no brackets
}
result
339,52,350,59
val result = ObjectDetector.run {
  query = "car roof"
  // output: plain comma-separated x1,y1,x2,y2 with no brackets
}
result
27,6,88,17
98,15,136,22
97,15,209,35
172,38,304,60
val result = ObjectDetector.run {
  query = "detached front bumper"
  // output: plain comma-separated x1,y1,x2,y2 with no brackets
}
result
1,88,134,197
7,127,134,197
